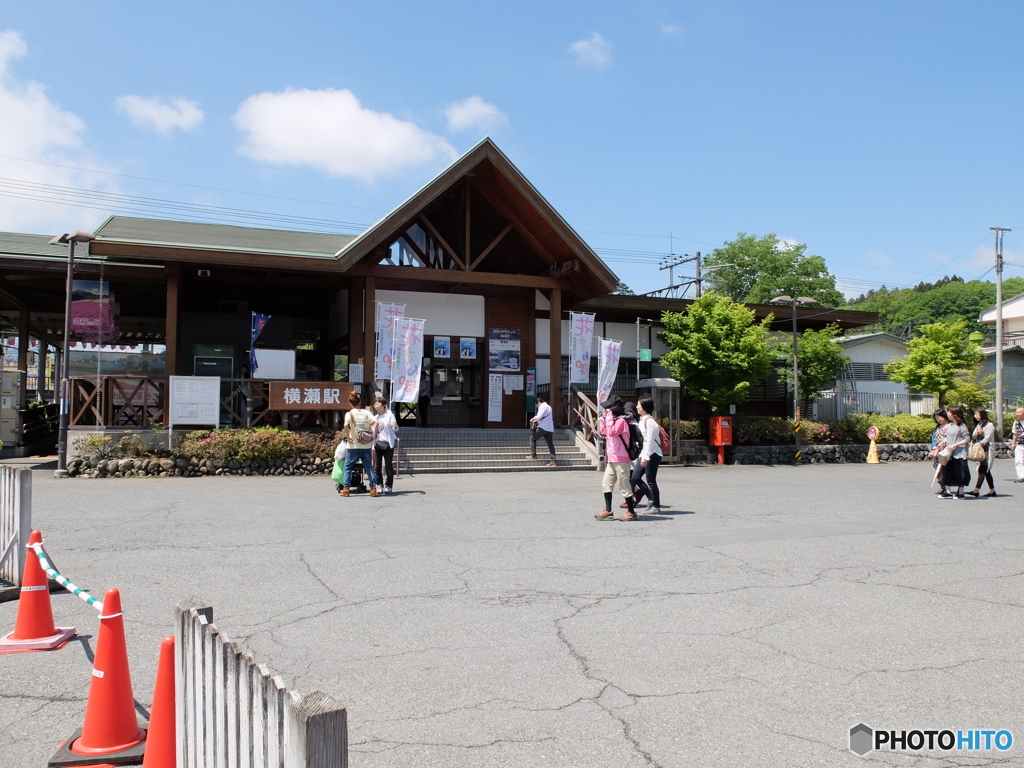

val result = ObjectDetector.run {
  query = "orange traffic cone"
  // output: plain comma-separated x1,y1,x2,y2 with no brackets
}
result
0,530,75,654
49,588,147,767
141,636,175,768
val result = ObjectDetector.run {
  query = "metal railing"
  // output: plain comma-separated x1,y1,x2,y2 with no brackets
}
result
0,467,31,588
813,390,938,421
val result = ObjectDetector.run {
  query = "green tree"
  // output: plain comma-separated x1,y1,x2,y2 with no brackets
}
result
885,321,984,407
703,233,845,308
843,276,1024,336
945,365,995,414
775,324,851,405
613,281,635,295
658,293,775,413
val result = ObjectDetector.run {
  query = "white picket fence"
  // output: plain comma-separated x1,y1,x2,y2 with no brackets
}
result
813,391,938,421
0,466,31,587
175,597,347,768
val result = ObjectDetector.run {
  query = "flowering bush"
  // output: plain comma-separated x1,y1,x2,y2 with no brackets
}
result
176,427,311,462
729,414,937,445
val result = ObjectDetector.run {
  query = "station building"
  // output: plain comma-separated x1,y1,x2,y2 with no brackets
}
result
0,139,876,453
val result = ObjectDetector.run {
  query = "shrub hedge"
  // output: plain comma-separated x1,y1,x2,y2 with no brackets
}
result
660,413,940,446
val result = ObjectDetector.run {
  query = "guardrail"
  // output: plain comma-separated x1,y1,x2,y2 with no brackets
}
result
175,597,347,768
0,466,30,590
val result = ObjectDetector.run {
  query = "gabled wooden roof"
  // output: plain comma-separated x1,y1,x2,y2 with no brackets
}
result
334,138,619,299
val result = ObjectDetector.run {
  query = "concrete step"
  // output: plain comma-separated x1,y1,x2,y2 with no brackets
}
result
401,447,583,457
403,457,595,470
403,463,596,474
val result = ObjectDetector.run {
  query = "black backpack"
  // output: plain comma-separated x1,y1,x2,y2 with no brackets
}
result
620,421,643,461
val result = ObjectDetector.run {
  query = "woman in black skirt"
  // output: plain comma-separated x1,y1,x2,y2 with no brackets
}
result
939,405,971,499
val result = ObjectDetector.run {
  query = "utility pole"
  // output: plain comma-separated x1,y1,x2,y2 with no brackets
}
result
695,252,702,297
992,227,1011,439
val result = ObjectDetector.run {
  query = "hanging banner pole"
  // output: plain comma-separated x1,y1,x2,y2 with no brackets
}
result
568,312,595,386
596,337,622,406
375,301,406,382
390,318,426,404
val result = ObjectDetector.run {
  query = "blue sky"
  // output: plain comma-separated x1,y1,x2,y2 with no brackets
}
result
3,1,1024,298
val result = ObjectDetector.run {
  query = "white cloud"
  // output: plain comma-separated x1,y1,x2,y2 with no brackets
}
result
445,96,507,132
233,88,457,182
0,30,116,233
777,238,799,252
116,95,203,135
661,23,684,36
569,32,613,69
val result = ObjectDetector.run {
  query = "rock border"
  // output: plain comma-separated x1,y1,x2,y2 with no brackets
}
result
65,456,333,478
732,442,1012,466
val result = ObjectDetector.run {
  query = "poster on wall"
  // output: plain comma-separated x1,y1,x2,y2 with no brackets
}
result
488,328,521,371
596,338,622,406
375,302,406,380
488,373,503,422
433,336,451,358
569,312,595,384
460,338,477,359
392,318,426,402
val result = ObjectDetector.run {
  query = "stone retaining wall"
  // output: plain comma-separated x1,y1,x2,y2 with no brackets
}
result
731,442,1013,466
65,455,333,478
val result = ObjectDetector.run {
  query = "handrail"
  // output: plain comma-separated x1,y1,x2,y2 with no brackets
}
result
572,387,603,463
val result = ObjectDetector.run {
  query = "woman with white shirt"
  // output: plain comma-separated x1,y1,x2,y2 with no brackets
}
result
371,395,398,494
632,395,663,514
527,395,557,467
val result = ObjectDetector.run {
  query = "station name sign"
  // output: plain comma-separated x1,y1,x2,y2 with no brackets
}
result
268,382,355,411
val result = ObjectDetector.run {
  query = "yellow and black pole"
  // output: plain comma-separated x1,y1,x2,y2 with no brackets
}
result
866,425,880,464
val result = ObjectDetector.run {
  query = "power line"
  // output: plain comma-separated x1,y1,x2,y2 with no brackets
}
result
0,153,387,213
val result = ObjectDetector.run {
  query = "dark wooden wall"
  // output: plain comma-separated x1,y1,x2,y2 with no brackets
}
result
484,293,532,428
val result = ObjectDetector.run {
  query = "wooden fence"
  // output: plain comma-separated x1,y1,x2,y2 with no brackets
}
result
0,466,31,589
175,597,347,768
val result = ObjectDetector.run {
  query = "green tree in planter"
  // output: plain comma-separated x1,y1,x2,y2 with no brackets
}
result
776,324,851,405
659,293,774,413
885,320,983,408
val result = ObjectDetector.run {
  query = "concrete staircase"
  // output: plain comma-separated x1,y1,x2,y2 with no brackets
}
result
397,428,597,474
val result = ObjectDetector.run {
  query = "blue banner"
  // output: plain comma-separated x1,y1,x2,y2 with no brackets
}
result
251,312,271,345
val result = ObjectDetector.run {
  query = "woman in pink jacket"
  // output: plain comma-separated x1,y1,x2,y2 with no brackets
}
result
596,399,637,520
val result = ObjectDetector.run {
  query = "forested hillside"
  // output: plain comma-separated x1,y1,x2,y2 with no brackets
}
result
842,276,1024,336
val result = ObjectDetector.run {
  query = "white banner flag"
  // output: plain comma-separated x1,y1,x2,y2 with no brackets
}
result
596,338,621,406
568,312,595,385
375,302,406,381
391,318,425,403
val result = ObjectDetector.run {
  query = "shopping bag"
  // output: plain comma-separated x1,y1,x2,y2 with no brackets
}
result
331,460,346,484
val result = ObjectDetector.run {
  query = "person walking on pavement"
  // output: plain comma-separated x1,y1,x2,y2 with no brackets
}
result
633,396,663,514
341,390,379,497
967,407,997,497
938,405,971,499
595,397,637,521
417,371,431,428
371,394,398,495
526,395,557,467
1012,407,1024,482
620,401,645,510
930,409,950,496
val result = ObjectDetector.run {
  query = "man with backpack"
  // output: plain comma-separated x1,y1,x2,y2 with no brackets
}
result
595,396,638,521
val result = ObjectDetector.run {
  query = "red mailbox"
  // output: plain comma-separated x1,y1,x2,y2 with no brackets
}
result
708,416,732,465
708,416,733,446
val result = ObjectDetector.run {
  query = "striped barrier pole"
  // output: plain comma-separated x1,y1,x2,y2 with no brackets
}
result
27,541,103,613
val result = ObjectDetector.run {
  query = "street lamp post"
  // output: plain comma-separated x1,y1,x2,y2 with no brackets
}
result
770,295,816,458
49,230,95,472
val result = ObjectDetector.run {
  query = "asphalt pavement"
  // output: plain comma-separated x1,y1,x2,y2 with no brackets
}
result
1,459,1022,767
